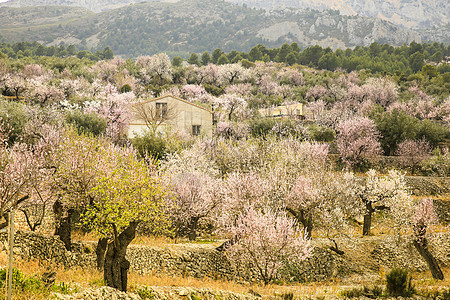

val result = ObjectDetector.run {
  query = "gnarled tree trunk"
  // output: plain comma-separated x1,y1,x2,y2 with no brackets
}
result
104,222,138,292
96,237,108,270
187,216,200,241
413,239,444,280
286,208,313,239
53,200,73,251
412,223,444,280
362,202,374,236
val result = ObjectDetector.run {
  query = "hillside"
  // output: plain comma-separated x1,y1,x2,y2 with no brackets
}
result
0,0,430,58
0,6,92,28
1,0,448,30
227,0,449,30
0,0,151,12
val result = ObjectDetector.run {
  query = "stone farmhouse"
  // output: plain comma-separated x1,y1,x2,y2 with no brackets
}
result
127,95,213,138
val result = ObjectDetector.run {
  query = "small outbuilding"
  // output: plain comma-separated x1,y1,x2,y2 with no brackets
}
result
258,103,304,119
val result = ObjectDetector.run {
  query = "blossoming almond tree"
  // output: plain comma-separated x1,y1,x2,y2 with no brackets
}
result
225,207,311,285
51,130,115,250
387,194,444,280
411,198,444,280
170,172,221,240
336,117,382,170
395,138,431,175
0,142,35,229
356,169,410,236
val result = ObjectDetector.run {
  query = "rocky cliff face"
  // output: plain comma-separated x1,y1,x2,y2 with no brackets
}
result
228,0,449,29
256,10,421,48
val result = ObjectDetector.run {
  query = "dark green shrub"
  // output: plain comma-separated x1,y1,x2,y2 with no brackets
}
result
308,124,335,142
0,99,29,145
203,84,224,96
249,118,277,137
65,110,107,137
385,268,414,297
371,108,450,155
131,131,167,160
119,84,132,93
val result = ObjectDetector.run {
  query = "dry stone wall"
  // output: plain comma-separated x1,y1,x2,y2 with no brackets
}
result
1,231,449,284
0,230,96,268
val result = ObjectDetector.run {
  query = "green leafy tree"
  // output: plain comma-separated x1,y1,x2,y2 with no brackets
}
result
409,52,425,73
318,53,339,71
371,109,419,155
67,45,76,56
211,48,224,64
291,42,301,53
285,52,297,66
421,65,439,78
249,45,263,62
102,47,114,60
187,53,200,66
201,51,210,66
217,54,230,65
171,56,183,67
83,149,170,292
299,45,324,67
275,43,292,62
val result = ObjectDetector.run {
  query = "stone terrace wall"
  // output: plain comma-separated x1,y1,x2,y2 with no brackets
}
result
0,230,96,268
1,231,449,284
125,243,350,283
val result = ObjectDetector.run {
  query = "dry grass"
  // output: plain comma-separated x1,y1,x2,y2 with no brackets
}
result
0,251,449,299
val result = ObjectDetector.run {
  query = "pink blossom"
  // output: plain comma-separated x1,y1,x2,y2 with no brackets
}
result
336,117,382,168
225,206,311,284
362,77,398,107
305,85,328,101
395,138,431,174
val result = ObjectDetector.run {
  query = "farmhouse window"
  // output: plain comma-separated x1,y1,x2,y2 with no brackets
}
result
156,102,168,118
192,125,201,136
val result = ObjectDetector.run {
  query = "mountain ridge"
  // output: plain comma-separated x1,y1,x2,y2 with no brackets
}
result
1,0,448,30
0,0,446,58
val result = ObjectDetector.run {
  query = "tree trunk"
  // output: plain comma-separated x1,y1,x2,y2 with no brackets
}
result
187,217,200,241
96,237,108,270
104,222,138,292
287,208,313,239
53,200,73,251
362,202,374,236
413,239,444,280
216,236,238,252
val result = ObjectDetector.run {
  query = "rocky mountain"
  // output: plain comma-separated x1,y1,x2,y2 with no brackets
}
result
226,0,449,30
0,0,434,58
2,0,447,30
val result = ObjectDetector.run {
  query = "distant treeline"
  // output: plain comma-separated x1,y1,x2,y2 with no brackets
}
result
183,42,450,75
1,40,450,76
0,41,114,61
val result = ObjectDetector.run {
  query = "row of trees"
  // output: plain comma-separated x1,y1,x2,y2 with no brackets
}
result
0,118,444,287
3,40,449,77
183,41,450,75
0,47,447,289
0,41,113,61
1,51,448,173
